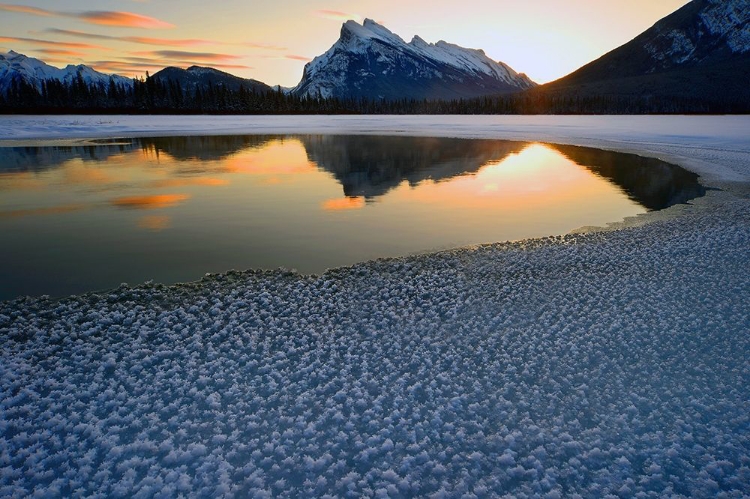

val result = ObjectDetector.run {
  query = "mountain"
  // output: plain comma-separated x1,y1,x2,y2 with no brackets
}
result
538,0,750,104
0,50,133,93
151,66,272,94
292,19,535,101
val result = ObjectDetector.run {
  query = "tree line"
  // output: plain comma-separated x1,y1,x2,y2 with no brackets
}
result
1,72,747,115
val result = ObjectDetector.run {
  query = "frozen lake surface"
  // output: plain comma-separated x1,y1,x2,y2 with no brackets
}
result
0,115,749,497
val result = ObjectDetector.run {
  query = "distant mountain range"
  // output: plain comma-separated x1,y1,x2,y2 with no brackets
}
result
1,0,748,109
0,50,132,94
537,0,750,103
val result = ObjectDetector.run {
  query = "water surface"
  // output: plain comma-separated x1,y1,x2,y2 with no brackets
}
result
0,135,704,300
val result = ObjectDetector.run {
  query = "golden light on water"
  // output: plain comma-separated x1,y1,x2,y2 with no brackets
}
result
111,194,191,210
321,196,366,211
0,135,704,299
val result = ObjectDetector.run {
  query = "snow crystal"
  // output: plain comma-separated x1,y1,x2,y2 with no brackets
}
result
0,116,749,497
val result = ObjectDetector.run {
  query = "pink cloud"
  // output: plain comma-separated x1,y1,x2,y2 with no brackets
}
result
44,28,287,51
0,4,174,29
285,54,312,62
0,36,107,50
314,9,361,22
78,11,174,29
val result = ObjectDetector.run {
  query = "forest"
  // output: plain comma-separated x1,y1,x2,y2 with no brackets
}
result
1,72,747,115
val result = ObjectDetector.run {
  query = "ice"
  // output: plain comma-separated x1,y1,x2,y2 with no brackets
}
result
0,115,749,496
1,115,748,182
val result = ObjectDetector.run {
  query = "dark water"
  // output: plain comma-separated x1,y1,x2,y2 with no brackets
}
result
0,135,704,300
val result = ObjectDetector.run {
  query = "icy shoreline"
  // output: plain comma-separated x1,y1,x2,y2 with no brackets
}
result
2,115,750,182
1,116,749,497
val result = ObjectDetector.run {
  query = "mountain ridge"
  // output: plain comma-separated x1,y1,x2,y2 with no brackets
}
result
537,0,750,103
292,19,536,100
151,66,272,94
0,50,132,94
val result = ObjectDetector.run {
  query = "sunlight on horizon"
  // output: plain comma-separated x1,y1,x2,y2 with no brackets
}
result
0,0,689,85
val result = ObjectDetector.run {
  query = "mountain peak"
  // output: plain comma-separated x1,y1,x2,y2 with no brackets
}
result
341,19,403,45
295,20,535,100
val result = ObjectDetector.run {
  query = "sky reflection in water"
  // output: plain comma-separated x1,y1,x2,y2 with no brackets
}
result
0,135,704,299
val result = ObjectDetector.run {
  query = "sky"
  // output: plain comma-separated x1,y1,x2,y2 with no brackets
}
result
1,0,690,86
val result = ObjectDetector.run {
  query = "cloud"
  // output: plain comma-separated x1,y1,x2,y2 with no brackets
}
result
45,28,208,47
43,28,287,52
285,54,312,62
0,36,106,50
91,58,251,75
314,10,362,22
134,50,242,62
36,48,86,58
0,3,51,16
77,11,174,29
239,42,286,51
0,4,174,29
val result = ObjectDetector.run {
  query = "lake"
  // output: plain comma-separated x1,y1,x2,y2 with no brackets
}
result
0,134,705,300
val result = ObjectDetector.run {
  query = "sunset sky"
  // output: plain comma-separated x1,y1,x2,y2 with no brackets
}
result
1,0,689,86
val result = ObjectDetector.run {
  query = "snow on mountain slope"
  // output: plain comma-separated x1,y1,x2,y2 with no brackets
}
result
0,51,133,93
698,0,750,54
293,19,535,100
641,0,749,68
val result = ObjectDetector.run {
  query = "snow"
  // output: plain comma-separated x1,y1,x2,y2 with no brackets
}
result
700,0,750,54
294,20,534,97
0,51,132,93
1,115,749,497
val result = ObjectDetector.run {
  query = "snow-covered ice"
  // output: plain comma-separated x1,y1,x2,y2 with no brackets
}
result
1,115,749,497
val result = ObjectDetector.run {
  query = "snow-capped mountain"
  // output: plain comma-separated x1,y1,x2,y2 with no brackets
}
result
542,0,750,100
0,50,133,93
292,19,535,100
152,66,271,94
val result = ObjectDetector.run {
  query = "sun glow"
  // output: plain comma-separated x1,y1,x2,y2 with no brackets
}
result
0,0,689,85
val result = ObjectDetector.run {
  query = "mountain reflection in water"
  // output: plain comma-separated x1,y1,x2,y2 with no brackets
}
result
0,135,705,300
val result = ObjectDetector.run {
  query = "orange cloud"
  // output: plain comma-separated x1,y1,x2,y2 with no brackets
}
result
0,4,173,29
136,50,242,62
46,28,211,47
36,48,86,58
321,197,366,211
0,4,52,16
314,10,362,22
45,28,287,51
137,215,171,231
111,194,190,209
0,36,106,50
78,11,174,29
91,59,250,75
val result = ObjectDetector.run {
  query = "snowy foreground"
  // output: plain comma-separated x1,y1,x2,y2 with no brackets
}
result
1,116,749,497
